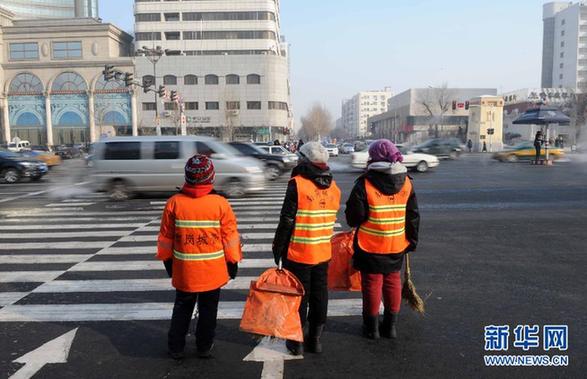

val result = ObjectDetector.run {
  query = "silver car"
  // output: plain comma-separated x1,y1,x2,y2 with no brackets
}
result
90,136,265,199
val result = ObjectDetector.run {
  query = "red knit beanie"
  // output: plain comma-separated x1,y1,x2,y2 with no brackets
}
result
185,154,215,185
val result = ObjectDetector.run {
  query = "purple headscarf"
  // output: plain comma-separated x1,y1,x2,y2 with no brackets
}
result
368,139,403,163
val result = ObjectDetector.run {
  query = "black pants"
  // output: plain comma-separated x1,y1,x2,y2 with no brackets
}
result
168,288,220,353
535,144,541,162
283,259,329,328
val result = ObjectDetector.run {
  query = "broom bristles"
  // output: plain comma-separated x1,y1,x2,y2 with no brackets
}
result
402,254,425,314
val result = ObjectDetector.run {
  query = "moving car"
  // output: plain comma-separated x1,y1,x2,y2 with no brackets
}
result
229,142,296,180
258,144,299,162
55,145,82,159
0,150,48,183
412,138,462,159
7,140,31,152
324,144,339,157
492,141,565,162
21,149,62,168
351,144,439,172
89,136,265,200
340,143,355,154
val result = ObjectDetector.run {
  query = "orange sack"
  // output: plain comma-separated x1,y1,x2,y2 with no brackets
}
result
328,231,362,291
240,268,305,342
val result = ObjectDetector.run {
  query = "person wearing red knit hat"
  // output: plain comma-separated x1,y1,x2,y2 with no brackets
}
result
157,154,242,360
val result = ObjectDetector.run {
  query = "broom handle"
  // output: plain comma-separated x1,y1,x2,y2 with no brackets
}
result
405,253,411,277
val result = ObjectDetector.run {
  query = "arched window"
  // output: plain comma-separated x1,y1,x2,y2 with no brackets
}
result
15,112,42,126
103,111,127,126
142,75,155,87
58,111,84,126
184,75,198,85
205,74,219,85
51,72,87,93
163,75,177,85
226,74,240,85
247,74,261,85
9,73,44,94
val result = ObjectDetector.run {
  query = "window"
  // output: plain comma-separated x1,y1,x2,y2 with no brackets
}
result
142,102,156,111
226,74,240,85
195,141,216,157
268,101,288,111
136,13,160,22
164,102,176,111
182,30,276,40
184,75,198,85
163,75,177,85
165,32,180,40
104,142,141,160
164,13,180,21
206,102,220,110
135,32,161,41
560,63,564,69
560,74,564,79
142,75,155,87
185,102,198,110
247,101,262,110
247,74,261,84
561,30,565,36
9,73,43,94
561,41,565,47
226,101,240,110
182,11,276,21
9,43,39,61
52,41,82,59
154,141,180,160
561,52,565,58
51,72,87,92
205,75,219,85
562,19,566,25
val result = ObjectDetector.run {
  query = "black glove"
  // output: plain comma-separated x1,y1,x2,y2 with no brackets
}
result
163,259,173,278
273,248,281,266
227,262,238,279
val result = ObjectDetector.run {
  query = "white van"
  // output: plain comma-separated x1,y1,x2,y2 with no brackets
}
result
90,136,265,199
7,140,31,152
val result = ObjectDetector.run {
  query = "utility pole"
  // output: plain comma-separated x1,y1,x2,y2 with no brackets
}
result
136,46,166,136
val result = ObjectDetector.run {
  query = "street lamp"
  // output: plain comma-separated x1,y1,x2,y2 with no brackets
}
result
136,46,166,136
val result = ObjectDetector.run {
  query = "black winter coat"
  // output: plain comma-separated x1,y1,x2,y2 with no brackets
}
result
345,169,420,274
272,161,334,265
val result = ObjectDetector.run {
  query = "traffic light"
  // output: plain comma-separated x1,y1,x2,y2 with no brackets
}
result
452,100,457,111
157,85,166,98
142,76,153,93
124,72,134,87
170,90,178,102
465,101,470,110
103,65,115,81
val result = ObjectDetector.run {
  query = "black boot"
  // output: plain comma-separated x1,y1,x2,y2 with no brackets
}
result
286,340,303,356
362,315,380,340
380,312,398,339
306,324,325,354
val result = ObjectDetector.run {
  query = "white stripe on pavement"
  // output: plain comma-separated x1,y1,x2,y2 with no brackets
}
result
46,203,94,207
0,181,90,204
70,259,274,272
0,231,128,239
0,211,162,217
0,271,63,283
0,241,113,250
0,255,92,264
0,223,145,231
229,197,285,202
0,299,362,322
0,217,156,223
0,292,29,307
120,233,277,243
95,244,272,255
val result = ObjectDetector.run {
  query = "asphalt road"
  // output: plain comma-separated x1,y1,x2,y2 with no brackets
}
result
0,154,586,378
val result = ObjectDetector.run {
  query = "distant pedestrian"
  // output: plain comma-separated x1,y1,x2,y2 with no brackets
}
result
467,139,473,153
298,139,304,149
482,141,487,152
274,139,281,146
273,142,341,355
345,139,420,340
534,131,544,164
157,155,242,360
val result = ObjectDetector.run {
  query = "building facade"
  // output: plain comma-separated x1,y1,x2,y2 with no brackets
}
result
133,0,292,141
369,88,497,145
0,15,135,146
466,96,504,153
542,2,587,92
0,0,98,20
341,88,391,138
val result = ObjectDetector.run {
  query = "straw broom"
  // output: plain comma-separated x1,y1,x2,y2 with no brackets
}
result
402,254,425,314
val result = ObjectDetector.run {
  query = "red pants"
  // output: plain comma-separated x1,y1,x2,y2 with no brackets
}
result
361,271,401,316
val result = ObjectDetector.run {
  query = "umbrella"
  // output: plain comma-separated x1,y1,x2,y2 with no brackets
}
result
513,106,570,162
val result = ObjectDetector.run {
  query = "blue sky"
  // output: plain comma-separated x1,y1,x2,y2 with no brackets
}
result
100,0,547,120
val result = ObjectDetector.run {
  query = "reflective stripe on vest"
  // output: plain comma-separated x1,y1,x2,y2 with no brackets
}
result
287,176,341,265
357,178,412,254
175,220,221,228
173,249,225,261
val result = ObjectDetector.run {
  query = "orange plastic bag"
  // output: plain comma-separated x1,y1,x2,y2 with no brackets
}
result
240,268,305,342
328,231,362,291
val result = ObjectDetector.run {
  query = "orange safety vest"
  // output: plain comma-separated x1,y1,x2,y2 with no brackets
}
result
357,178,412,254
156,192,242,293
287,176,341,265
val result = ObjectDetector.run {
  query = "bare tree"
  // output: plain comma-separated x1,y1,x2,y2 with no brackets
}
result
419,83,454,138
299,103,333,141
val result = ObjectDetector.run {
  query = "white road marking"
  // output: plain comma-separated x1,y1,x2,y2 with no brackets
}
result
0,241,113,250
0,255,92,264
69,259,274,272
0,271,63,283
244,338,303,379
0,223,145,231
0,181,90,204
120,232,278,242
94,243,272,255
0,210,162,217
0,231,127,239
0,217,156,223
0,292,29,307
0,299,363,322
46,203,94,207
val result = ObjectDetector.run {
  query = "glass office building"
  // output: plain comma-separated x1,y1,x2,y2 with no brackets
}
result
0,0,98,19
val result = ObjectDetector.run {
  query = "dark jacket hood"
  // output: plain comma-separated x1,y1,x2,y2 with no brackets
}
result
361,162,407,195
291,160,333,189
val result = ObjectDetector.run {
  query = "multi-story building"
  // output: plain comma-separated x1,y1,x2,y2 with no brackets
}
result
341,88,391,138
133,0,292,141
0,0,98,20
467,96,504,153
0,13,135,145
542,2,587,92
368,88,496,144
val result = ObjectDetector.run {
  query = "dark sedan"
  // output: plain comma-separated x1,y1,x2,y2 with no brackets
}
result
0,150,48,184
229,142,297,180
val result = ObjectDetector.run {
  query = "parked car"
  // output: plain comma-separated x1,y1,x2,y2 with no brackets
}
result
7,140,31,152
492,141,565,162
352,144,439,172
340,143,355,154
412,138,462,159
55,145,82,159
89,136,265,200
20,150,62,168
0,150,48,183
229,142,296,181
324,144,339,157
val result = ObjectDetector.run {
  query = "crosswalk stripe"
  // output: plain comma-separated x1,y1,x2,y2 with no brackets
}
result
0,255,92,264
69,259,274,272
0,231,128,239
0,210,162,217
138,223,342,232
95,244,272,255
0,241,113,250
0,217,157,223
0,292,29,307
46,203,94,207
0,299,363,322
0,224,145,231
0,271,64,283
119,232,278,243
